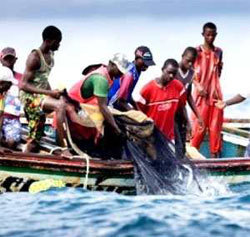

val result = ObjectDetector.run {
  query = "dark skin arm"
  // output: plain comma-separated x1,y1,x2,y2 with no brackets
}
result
187,93,205,130
215,94,246,109
19,51,61,98
193,76,207,97
116,98,133,111
97,96,121,135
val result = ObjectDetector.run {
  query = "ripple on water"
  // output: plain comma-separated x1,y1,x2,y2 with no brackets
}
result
0,183,250,237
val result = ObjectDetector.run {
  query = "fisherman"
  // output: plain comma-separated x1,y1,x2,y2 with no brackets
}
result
215,93,250,157
175,47,204,158
108,46,155,111
68,53,129,140
133,59,184,141
191,22,224,158
0,65,14,147
0,47,22,149
20,25,76,155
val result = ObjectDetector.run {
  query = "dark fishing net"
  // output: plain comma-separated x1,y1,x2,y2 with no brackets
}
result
114,115,202,195
68,110,201,195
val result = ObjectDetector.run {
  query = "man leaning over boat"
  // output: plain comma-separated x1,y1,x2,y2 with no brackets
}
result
67,53,130,142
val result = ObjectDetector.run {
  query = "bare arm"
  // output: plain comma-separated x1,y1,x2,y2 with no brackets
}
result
187,92,205,130
215,94,246,109
225,94,246,106
116,74,134,111
97,96,121,135
20,51,59,98
192,75,207,97
116,98,133,111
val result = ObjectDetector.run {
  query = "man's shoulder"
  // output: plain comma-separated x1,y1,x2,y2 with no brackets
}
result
140,79,155,95
196,45,223,53
29,49,40,58
89,73,107,81
215,46,223,52
142,79,155,89
172,79,184,89
26,50,41,69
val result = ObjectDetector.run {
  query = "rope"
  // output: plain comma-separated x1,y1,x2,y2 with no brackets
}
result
49,147,68,155
64,117,91,189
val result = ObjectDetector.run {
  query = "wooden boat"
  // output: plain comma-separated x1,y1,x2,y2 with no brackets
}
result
0,119,250,194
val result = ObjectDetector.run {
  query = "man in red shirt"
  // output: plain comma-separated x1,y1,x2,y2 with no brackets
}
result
134,59,184,141
191,22,223,158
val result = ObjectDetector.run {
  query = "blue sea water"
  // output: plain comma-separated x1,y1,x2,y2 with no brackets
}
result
1,182,250,237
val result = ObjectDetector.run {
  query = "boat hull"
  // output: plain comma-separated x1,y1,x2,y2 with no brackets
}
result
1,152,250,194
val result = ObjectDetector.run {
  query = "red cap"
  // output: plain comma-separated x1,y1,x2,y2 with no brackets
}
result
0,47,16,59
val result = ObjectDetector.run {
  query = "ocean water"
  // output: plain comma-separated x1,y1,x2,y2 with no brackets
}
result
1,181,250,237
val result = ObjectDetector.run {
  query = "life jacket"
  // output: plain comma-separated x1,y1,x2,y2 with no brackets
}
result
68,65,113,105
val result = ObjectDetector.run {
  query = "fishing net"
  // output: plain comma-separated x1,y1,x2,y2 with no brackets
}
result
114,115,201,195
65,102,201,195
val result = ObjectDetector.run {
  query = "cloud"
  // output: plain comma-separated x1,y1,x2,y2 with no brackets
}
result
1,0,250,19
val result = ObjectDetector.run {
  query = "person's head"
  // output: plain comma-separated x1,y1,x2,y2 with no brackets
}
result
42,25,62,51
0,47,17,70
202,22,217,46
180,47,197,70
0,65,13,93
161,59,179,85
134,46,155,72
109,53,130,78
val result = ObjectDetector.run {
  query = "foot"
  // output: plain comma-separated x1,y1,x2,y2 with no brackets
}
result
51,147,73,159
23,141,39,153
211,152,220,158
60,148,73,159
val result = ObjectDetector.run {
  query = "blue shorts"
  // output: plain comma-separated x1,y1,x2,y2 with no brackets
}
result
2,117,21,143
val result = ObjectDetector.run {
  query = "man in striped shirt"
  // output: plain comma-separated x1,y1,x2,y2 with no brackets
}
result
191,22,224,158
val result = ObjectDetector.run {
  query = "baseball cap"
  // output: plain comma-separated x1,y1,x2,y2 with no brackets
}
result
110,53,129,74
0,65,14,82
135,46,155,66
0,47,16,59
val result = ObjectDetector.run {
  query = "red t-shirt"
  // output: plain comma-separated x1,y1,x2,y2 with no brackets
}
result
135,79,184,140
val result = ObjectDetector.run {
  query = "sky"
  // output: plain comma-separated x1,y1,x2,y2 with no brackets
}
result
1,0,250,19
0,0,250,117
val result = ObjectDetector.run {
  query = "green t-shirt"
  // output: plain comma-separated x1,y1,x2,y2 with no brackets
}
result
81,74,109,99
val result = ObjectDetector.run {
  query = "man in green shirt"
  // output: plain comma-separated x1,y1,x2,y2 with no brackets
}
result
69,53,130,137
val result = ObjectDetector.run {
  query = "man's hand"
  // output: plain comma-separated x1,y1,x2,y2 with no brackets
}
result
198,117,205,131
197,84,207,97
186,124,193,141
113,126,122,137
214,99,226,109
50,89,62,99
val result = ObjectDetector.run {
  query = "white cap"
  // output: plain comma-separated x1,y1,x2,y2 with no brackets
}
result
0,65,14,82
110,53,129,74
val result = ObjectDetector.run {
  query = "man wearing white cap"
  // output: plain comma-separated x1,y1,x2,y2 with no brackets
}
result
68,53,129,137
0,47,22,149
0,65,20,148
